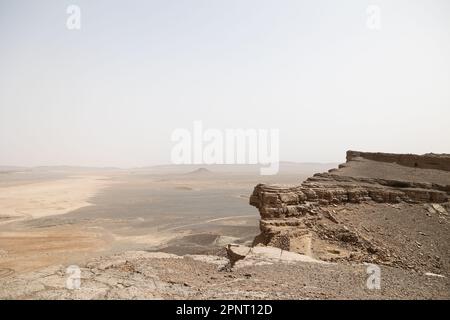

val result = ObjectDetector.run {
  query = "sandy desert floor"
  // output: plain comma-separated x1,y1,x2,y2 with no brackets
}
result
0,175,112,222
0,165,329,276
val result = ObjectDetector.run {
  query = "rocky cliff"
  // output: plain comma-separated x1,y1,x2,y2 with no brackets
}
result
346,150,450,171
250,151,450,274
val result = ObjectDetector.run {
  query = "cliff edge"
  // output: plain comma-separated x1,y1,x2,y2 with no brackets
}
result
250,151,450,275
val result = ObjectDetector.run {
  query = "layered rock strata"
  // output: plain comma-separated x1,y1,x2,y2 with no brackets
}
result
249,151,450,272
347,150,450,171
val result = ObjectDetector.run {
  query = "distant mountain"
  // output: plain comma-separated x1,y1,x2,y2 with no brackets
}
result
132,162,339,175
0,162,340,175
31,166,121,172
0,165,121,173
0,166,28,173
186,167,213,175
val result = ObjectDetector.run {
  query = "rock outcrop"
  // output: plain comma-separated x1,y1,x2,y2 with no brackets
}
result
250,151,450,273
226,244,324,268
347,150,450,172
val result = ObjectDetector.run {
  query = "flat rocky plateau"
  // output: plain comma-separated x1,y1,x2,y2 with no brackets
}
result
0,249,448,299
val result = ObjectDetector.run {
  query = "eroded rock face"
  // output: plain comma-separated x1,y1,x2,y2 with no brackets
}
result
347,150,450,172
250,175,449,219
249,151,450,272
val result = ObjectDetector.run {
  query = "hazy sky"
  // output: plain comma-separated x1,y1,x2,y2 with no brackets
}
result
1,0,449,167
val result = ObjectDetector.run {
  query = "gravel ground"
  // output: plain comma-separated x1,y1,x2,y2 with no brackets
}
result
0,251,448,299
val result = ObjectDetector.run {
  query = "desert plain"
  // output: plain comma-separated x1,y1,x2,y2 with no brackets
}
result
0,155,449,300
0,163,329,275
